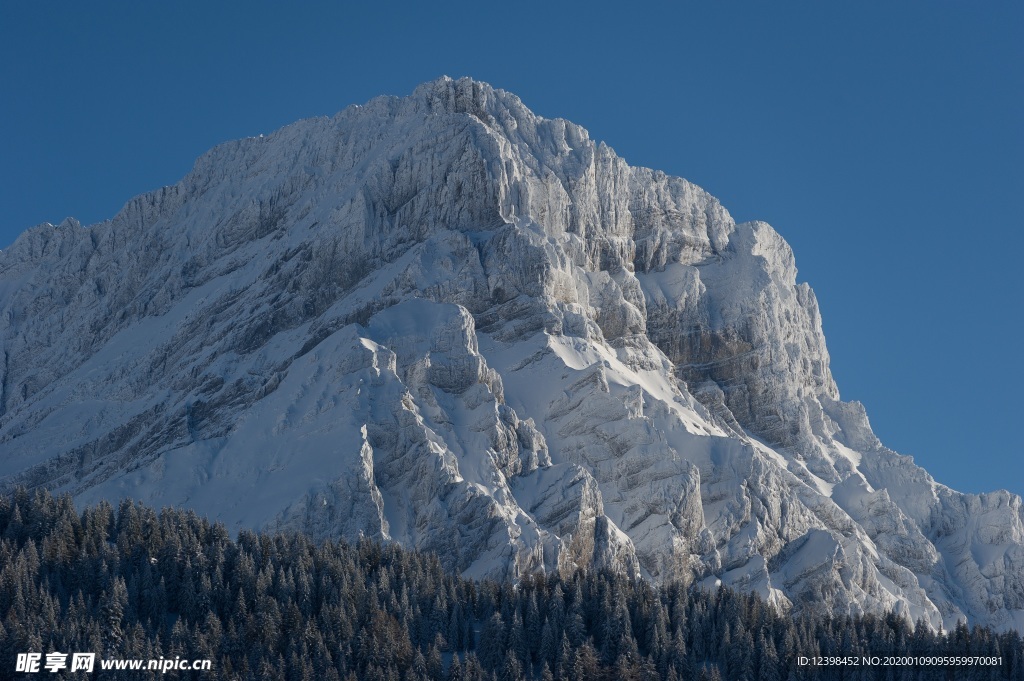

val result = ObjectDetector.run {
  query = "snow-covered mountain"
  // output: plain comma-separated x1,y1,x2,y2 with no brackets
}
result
1,77,1021,631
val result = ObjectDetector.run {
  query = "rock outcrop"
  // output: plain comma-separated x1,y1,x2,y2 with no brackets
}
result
1,77,1021,630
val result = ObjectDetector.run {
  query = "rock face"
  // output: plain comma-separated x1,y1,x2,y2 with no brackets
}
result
1,77,1021,630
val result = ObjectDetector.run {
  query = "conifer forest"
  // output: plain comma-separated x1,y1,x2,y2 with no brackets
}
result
0,489,1021,680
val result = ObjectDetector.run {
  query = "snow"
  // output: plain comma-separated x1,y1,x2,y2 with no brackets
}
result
0,76,1021,630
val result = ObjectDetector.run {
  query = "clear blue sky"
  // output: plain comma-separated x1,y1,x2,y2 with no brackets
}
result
1,2,1021,496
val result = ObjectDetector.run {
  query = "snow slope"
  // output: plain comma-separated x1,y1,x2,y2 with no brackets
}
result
1,77,1021,630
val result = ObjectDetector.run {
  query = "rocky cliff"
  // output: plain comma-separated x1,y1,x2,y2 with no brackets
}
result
1,77,1021,630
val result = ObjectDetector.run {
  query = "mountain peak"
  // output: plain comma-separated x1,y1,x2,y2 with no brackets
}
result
409,75,519,117
1,78,1021,631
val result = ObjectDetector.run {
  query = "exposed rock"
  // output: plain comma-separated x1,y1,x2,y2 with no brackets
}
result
0,77,1021,630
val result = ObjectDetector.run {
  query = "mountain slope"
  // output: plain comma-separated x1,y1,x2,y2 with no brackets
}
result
1,77,1021,630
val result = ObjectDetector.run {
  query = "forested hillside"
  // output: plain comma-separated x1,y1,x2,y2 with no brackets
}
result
1,489,1020,680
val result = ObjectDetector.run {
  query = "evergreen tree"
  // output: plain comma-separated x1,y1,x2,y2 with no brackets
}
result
448,653,463,681
2,488,1023,681
479,612,506,673
427,641,444,681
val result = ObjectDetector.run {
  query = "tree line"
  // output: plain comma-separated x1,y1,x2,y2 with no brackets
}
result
0,488,1021,680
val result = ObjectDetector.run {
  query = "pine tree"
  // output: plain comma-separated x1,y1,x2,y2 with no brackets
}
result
100,575,129,654
448,653,463,681
479,612,505,672
500,655,522,681
427,641,443,681
571,642,599,681
4,489,1024,681
539,617,559,671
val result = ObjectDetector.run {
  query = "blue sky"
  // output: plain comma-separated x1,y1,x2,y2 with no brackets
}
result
1,2,1021,496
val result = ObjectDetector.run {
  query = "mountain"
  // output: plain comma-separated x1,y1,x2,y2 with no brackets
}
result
1,77,1021,631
